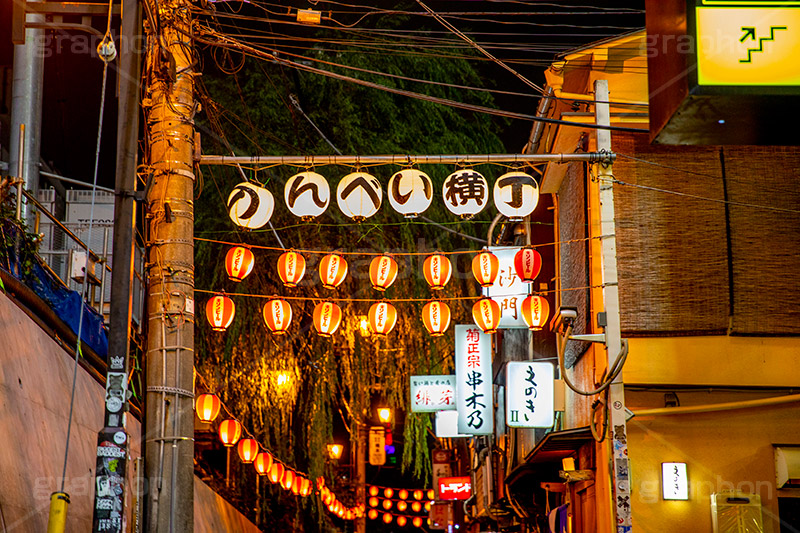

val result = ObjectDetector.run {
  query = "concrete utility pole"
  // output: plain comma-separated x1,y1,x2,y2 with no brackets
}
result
143,0,196,530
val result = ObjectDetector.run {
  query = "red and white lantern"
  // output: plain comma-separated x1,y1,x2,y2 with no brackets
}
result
262,299,292,334
421,301,451,336
254,451,273,475
472,297,501,334
514,247,542,283
471,249,499,287
195,393,221,423
237,438,259,463
319,253,348,289
268,462,285,484
423,254,452,290
368,302,398,336
313,301,342,337
206,294,235,331
225,246,255,282
277,251,306,287
369,255,398,291
521,295,550,331
281,468,296,491
218,419,242,447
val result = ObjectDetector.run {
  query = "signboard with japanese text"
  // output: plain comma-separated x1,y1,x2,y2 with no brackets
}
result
662,462,689,500
455,325,493,435
482,247,531,328
438,476,472,500
368,427,386,466
505,361,554,428
410,375,456,412
435,410,469,438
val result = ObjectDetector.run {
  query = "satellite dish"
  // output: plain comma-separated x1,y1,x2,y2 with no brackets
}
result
337,172,382,221
387,169,433,218
227,182,274,229
284,171,330,220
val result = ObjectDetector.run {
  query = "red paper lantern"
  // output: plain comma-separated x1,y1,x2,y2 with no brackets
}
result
369,497,379,507
218,419,241,447
413,490,423,500
382,499,393,510
368,509,378,520
472,297,501,334
277,250,306,287
421,300,451,336
262,299,292,334
397,516,407,526
237,438,258,463
413,517,423,527
281,469,296,491
313,301,342,337
425,502,432,511
399,489,409,500
383,513,393,524
225,246,255,282
368,301,398,336
412,501,422,512
521,294,550,331
301,477,312,496
514,247,542,283
319,253,348,289
471,249,499,287
369,255,399,291
254,451,273,475
292,477,301,495
422,254,452,290
195,393,221,423
369,486,379,497
398,501,408,512
384,487,394,498
268,462,284,484
206,294,235,331
427,489,435,500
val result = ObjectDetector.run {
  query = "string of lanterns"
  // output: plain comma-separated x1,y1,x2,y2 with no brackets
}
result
226,168,540,228
194,387,364,520
205,246,550,336
365,486,434,527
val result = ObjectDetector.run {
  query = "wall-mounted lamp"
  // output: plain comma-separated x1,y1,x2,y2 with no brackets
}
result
662,462,689,500
327,444,343,460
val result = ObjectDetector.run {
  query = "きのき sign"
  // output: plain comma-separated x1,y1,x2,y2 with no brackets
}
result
505,361,554,428
410,375,456,412
455,325,493,435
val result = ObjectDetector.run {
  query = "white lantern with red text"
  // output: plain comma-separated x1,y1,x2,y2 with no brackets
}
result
262,299,292,334
206,294,235,331
472,297,501,334
277,251,306,287
421,301,451,336
368,302,397,336
513,247,542,283
369,255,398,291
471,249,499,287
319,253,348,289
521,295,550,331
313,301,342,337
225,246,255,282
422,254,452,291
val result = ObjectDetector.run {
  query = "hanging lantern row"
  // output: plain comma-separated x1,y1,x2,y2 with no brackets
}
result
227,169,540,228
368,497,433,513
369,486,435,501
367,510,429,528
317,477,365,520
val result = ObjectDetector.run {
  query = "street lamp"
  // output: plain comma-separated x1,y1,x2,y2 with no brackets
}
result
377,408,392,424
328,443,344,460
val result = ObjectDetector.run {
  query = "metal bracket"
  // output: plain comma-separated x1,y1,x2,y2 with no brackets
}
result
569,333,607,343
146,386,194,398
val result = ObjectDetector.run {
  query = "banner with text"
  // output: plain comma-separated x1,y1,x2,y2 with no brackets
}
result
455,325,493,435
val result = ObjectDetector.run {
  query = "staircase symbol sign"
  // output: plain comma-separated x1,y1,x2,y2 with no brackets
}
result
739,25,787,63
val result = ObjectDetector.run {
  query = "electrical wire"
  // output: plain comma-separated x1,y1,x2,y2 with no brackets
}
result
555,323,628,397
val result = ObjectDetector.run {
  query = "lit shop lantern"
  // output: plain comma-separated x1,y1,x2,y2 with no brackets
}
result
268,462,285,484
387,169,434,218
319,253,348,289
225,246,255,282
384,488,394,499
369,255,398,291
413,490,423,501
472,297,501,334
284,171,330,220
399,489,408,500
237,438,259,463
382,499,393,510
206,294,235,331
227,181,274,230
262,299,292,334
368,302,398,336
442,169,488,217
218,419,242,447
313,301,343,337
337,172,382,221
397,516,407,527
281,469,295,491
514,247,542,283
421,300,451,336
411,501,422,512
368,509,378,520
383,513,393,524
254,451,273,475
369,486,379,497
195,393,221,423
369,497,379,508
413,517,423,528
277,250,306,288
521,294,550,331
493,171,539,220
398,501,408,512
422,254,452,290
471,249,499,287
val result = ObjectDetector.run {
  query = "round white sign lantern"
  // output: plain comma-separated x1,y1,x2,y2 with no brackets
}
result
227,182,275,229
387,169,433,218
493,171,539,220
442,169,488,217
337,172,382,221
284,171,330,220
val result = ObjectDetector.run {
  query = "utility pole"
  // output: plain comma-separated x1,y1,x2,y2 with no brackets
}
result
143,0,196,530
594,79,632,533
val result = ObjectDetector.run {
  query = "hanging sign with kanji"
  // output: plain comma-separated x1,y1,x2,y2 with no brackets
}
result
493,171,539,220
505,361,554,428
435,411,469,438
482,247,531,329
442,169,488,217
410,375,456,412
455,325,493,435
368,426,386,466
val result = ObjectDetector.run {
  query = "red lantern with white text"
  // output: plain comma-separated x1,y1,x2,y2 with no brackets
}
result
422,254,452,290
277,251,306,287
269,462,284,484
195,393,221,423
514,247,542,283
313,301,342,337
254,451,273,475
369,255,398,291
421,300,451,336
237,438,258,463
319,253,348,289
521,295,550,331
472,297,501,334
225,246,255,282
218,419,241,447
262,299,292,334
368,302,397,336
471,250,499,287
206,294,235,331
